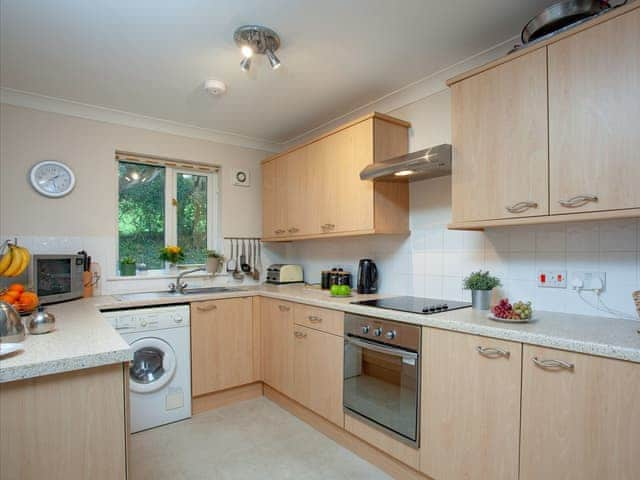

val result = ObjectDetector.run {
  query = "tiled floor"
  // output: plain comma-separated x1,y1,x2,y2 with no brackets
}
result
130,397,391,480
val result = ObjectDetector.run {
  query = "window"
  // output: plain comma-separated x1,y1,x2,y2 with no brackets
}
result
118,160,218,272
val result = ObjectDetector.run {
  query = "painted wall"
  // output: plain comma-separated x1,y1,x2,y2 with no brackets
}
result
267,91,640,320
0,103,273,293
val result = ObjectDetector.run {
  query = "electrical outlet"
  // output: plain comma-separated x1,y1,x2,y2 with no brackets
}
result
537,271,567,288
570,271,606,291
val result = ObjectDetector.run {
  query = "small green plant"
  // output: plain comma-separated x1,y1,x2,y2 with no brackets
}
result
120,256,136,265
463,270,501,291
207,250,224,259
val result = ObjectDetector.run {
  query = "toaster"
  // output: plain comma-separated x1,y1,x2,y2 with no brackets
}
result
266,264,304,284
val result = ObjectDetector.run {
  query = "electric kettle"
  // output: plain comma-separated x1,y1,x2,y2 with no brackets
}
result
0,301,26,343
357,259,378,294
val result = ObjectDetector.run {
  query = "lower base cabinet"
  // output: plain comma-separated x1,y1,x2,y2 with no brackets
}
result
261,298,296,398
420,328,521,480
520,345,640,480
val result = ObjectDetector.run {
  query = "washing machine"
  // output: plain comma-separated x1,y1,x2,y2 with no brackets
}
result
103,304,191,433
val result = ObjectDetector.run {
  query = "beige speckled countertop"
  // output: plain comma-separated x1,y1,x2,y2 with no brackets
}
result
2,284,639,383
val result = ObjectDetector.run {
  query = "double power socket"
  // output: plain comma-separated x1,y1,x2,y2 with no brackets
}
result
537,270,606,292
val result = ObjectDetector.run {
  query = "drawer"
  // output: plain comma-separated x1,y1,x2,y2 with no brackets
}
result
293,303,343,336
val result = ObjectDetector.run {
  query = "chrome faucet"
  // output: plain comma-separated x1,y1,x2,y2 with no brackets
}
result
168,266,207,294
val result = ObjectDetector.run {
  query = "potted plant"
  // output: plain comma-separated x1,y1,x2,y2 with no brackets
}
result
119,256,137,277
206,250,224,274
463,270,501,310
159,245,184,271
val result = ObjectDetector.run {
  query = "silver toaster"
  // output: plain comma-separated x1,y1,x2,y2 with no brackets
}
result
266,264,304,284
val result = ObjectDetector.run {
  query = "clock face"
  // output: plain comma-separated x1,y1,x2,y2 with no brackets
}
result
29,161,76,197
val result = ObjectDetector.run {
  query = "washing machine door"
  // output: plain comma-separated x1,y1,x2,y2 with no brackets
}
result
129,337,177,394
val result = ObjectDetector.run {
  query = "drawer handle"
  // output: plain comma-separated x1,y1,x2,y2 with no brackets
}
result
274,229,286,234
294,331,307,339
308,315,323,323
196,304,217,312
278,304,290,312
505,201,538,214
476,346,510,359
288,227,300,233
533,357,574,371
558,194,598,208
321,223,336,231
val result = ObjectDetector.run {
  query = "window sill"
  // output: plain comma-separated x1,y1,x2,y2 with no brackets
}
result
107,271,228,282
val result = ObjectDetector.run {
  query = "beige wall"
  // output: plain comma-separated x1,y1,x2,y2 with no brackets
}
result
0,104,268,238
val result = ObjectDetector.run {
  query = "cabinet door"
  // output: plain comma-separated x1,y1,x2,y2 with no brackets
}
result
451,48,548,223
420,328,521,480
521,345,640,480
191,298,254,396
292,325,343,426
261,298,295,397
548,9,640,214
283,147,310,236
262,160,282,238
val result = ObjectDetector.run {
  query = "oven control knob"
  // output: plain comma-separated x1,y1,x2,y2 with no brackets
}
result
361,325,370,334
385,330,396,340
373,327,383,337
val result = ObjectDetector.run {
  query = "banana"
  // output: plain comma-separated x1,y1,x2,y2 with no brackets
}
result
0,245,12,275
18,247,30,276
2,246,25,277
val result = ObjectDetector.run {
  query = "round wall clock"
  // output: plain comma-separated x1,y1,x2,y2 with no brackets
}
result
29,160,76,198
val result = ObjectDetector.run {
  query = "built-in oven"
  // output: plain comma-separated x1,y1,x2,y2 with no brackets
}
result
343,313,421,447
29,254,85,304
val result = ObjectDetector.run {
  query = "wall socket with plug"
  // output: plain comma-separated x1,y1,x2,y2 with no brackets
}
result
537,271,567,288
570,271,606,292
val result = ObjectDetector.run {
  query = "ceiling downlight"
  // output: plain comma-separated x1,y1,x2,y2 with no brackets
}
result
234,25,282,72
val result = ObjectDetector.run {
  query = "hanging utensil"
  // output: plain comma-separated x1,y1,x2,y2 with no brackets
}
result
233,239,244,280
241,239,251,273
252,240,261,281
226,238,236,272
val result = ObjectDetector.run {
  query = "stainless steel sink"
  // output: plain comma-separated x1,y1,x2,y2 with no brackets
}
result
178,287,241,295
114,287,241,302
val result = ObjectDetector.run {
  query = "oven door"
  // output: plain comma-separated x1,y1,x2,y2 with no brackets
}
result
343,335,420,446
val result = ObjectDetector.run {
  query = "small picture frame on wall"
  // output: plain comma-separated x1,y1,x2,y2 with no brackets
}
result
232,169,250,187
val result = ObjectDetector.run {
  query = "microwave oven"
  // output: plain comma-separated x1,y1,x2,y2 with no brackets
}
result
29,254,85,304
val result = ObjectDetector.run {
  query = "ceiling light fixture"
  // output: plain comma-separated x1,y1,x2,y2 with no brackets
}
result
234,25,281,72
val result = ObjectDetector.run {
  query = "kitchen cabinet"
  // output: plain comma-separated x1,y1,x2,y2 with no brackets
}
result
261,298,295,397
548,8,640,215
293,303,343,336
420,328,521,480
520,345,640,480
450,48,549,224
262,112,410,241
292,324,344,426
191,297,255,396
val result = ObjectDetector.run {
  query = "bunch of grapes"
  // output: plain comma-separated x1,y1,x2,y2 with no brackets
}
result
492,298,533,320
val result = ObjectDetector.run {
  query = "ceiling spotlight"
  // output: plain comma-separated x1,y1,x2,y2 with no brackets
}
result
234,25,281,73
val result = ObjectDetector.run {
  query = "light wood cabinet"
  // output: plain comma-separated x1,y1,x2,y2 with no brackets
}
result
548,8,640,215
261,297,295,397
450,48,549,224
420,328,521,480
292,324,344,426
293,303,343,336
191,297,255,396
520,345,640,480
262,112,410,241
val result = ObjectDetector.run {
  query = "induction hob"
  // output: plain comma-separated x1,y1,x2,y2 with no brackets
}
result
351,296,471,314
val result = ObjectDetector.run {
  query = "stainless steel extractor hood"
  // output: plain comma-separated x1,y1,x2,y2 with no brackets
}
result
359,144,452,182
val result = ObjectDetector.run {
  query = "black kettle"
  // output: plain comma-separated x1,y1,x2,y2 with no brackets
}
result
357,259,378,294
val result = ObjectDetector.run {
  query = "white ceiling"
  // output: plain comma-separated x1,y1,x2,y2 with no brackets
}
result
0,0,553,145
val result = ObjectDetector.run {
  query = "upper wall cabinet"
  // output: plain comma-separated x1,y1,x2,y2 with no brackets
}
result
448,3,640,230
262,113,410,241
548,8,640,215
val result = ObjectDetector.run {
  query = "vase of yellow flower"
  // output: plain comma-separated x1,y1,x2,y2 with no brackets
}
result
159,245,184,271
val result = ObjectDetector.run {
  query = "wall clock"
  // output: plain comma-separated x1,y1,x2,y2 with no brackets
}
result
29,160,76,198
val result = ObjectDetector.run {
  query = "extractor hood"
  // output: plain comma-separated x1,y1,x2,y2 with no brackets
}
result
359,144,452,182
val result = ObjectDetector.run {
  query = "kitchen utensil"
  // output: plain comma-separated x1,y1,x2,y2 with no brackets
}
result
241,239,250,273
226,239,236,272
252,240,261,281
0,301,26,343
27,306,56,334
521,0,610,44
233,239,244,280
357,259,378,294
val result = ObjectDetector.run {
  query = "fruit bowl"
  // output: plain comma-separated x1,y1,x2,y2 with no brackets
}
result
489,298,536,323
487,312,537,323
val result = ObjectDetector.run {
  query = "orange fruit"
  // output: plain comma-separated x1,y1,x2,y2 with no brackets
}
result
0,294,16,304
4,290,20,301
7,283,25,294
17,291,39,311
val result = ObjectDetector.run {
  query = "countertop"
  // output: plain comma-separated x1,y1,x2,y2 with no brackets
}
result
2,284,639,383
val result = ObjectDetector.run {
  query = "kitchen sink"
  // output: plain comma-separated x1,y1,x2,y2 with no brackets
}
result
113,287,242,302
178,287,241,295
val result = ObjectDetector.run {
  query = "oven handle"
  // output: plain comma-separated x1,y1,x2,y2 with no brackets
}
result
345,335,418,360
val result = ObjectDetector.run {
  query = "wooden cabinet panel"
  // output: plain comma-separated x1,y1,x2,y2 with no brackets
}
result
261,298,295,397
521,345,640,480
548,8,640,214
283,146,310,236
292,325,343,426
191,298,254,396
293,303,343,336
451,48,549,223
420,328,521,480
261,160,281,238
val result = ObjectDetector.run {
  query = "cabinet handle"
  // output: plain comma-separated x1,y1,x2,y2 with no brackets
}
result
274,229,286,234
278,304,290,312
308,315,322,323
196,304,217,312
476,346,510,359
294,331,307,339
505,201,538,214
558,194,598,208
532,357,574,371
288,227,300,233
